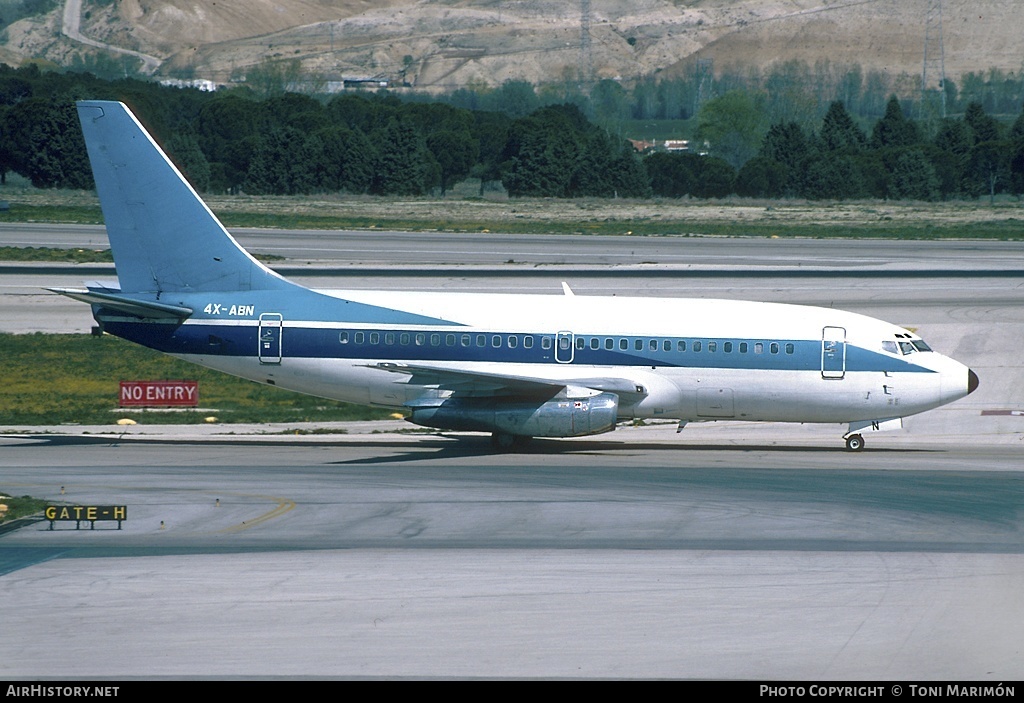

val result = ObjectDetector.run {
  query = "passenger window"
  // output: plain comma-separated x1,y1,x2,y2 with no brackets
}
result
370,332,380,345
770,342,779,354
492,335,501,347
590,337,599,350
339,331,349,344
476,334,486,347
663,340,671,352
415,333,425,346
724,341,733,353
693,341,702,352
509,336,518,348
708,341,717,352
785,343,794,354
385,332,395,345
355,332,364,344
430,334,440,346
524,336,534,349
605,338,614,350
635,339,643,351
400,333,410,345
739,342,748,353
754,342,763,354
649,339,658,351
575,337,584,350
677,340,686,352
542,337,552,350
445,334,455,346
461,334,471,347
619,338,628,350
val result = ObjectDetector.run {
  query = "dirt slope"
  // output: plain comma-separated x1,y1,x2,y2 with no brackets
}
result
3,1,1021,88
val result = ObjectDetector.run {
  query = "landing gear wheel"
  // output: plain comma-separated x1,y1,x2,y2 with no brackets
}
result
845,434,865,452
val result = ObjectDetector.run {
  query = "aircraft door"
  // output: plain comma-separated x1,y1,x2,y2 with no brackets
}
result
821,326,846,379
259,313,283,364
555,331,574,364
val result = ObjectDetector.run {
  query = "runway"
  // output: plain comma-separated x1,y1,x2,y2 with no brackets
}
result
1,225,1023,678
2,431,1023,679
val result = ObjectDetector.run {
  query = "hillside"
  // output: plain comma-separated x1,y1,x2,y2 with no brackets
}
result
3,0,1022,89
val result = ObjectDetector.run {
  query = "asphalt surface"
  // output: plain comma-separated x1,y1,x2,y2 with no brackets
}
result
1,225,1023,679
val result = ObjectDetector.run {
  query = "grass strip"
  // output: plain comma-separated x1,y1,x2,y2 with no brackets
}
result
3,203,1023,240
0,333,394,426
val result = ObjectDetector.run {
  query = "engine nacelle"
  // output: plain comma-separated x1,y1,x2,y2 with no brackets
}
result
409,393,619,437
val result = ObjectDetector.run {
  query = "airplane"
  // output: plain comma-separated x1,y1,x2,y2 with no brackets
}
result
53,100,978,451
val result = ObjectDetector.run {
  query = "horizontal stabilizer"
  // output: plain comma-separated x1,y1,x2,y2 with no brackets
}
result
48,287,193,321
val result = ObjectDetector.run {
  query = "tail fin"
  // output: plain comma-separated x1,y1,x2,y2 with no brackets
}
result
76,100,291,294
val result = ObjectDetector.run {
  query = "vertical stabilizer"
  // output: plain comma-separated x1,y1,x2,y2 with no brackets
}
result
76,100,292,294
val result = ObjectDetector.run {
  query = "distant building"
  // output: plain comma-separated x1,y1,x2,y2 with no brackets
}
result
159,78,218,92
628,138,692,154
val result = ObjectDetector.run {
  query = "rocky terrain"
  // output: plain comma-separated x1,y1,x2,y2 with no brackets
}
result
2,1,1022,90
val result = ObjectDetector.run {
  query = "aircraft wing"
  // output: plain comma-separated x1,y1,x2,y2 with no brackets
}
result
368,362,647,401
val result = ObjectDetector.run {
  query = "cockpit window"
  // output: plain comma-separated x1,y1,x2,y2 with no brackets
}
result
899,341,916,355
911,340,932,352
882,341,898,354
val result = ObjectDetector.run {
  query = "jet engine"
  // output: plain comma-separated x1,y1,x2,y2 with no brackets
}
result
408,392,619,437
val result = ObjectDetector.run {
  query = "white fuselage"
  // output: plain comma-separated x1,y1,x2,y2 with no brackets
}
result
171,289,972,426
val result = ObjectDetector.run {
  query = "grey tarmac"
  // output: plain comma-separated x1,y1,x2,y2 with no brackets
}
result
1,228,1022,679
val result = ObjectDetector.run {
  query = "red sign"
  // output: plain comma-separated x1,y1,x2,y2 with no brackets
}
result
120,381,198,407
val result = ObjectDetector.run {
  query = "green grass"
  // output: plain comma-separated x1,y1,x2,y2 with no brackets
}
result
0,493,49,524
0,204,103,224
3,199,1024,240
0,246,113,262
0,333,395,426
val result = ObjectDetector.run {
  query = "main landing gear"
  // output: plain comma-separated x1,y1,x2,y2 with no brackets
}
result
844,433,865,452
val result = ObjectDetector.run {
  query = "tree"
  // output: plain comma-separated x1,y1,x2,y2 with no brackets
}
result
646,152,698,198
2,97,92,189
371,118,438,196
963,101,1001,145
590,79,629,123
646,152,734,199
315,125,375,193
243,127,307,195
819,101,865,152
1010,104,1024,195
501,105,588,197
800,154,865,200
427,129,479,195
695,91,766,170
871,96,920,149
888,149,939,201
488,80,539,118
756,122,811,196
735,156,787,198
964,141,1010,204
197,96,258,193
166,132,211,192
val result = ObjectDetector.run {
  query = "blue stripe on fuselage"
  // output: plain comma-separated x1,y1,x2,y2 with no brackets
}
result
100,318,933,374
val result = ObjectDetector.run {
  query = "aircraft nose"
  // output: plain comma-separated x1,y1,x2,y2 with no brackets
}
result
968,369,980,395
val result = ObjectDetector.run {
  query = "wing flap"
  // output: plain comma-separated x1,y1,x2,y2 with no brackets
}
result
369,362,647,403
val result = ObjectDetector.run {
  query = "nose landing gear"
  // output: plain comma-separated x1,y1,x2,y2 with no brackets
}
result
844,433,865,451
